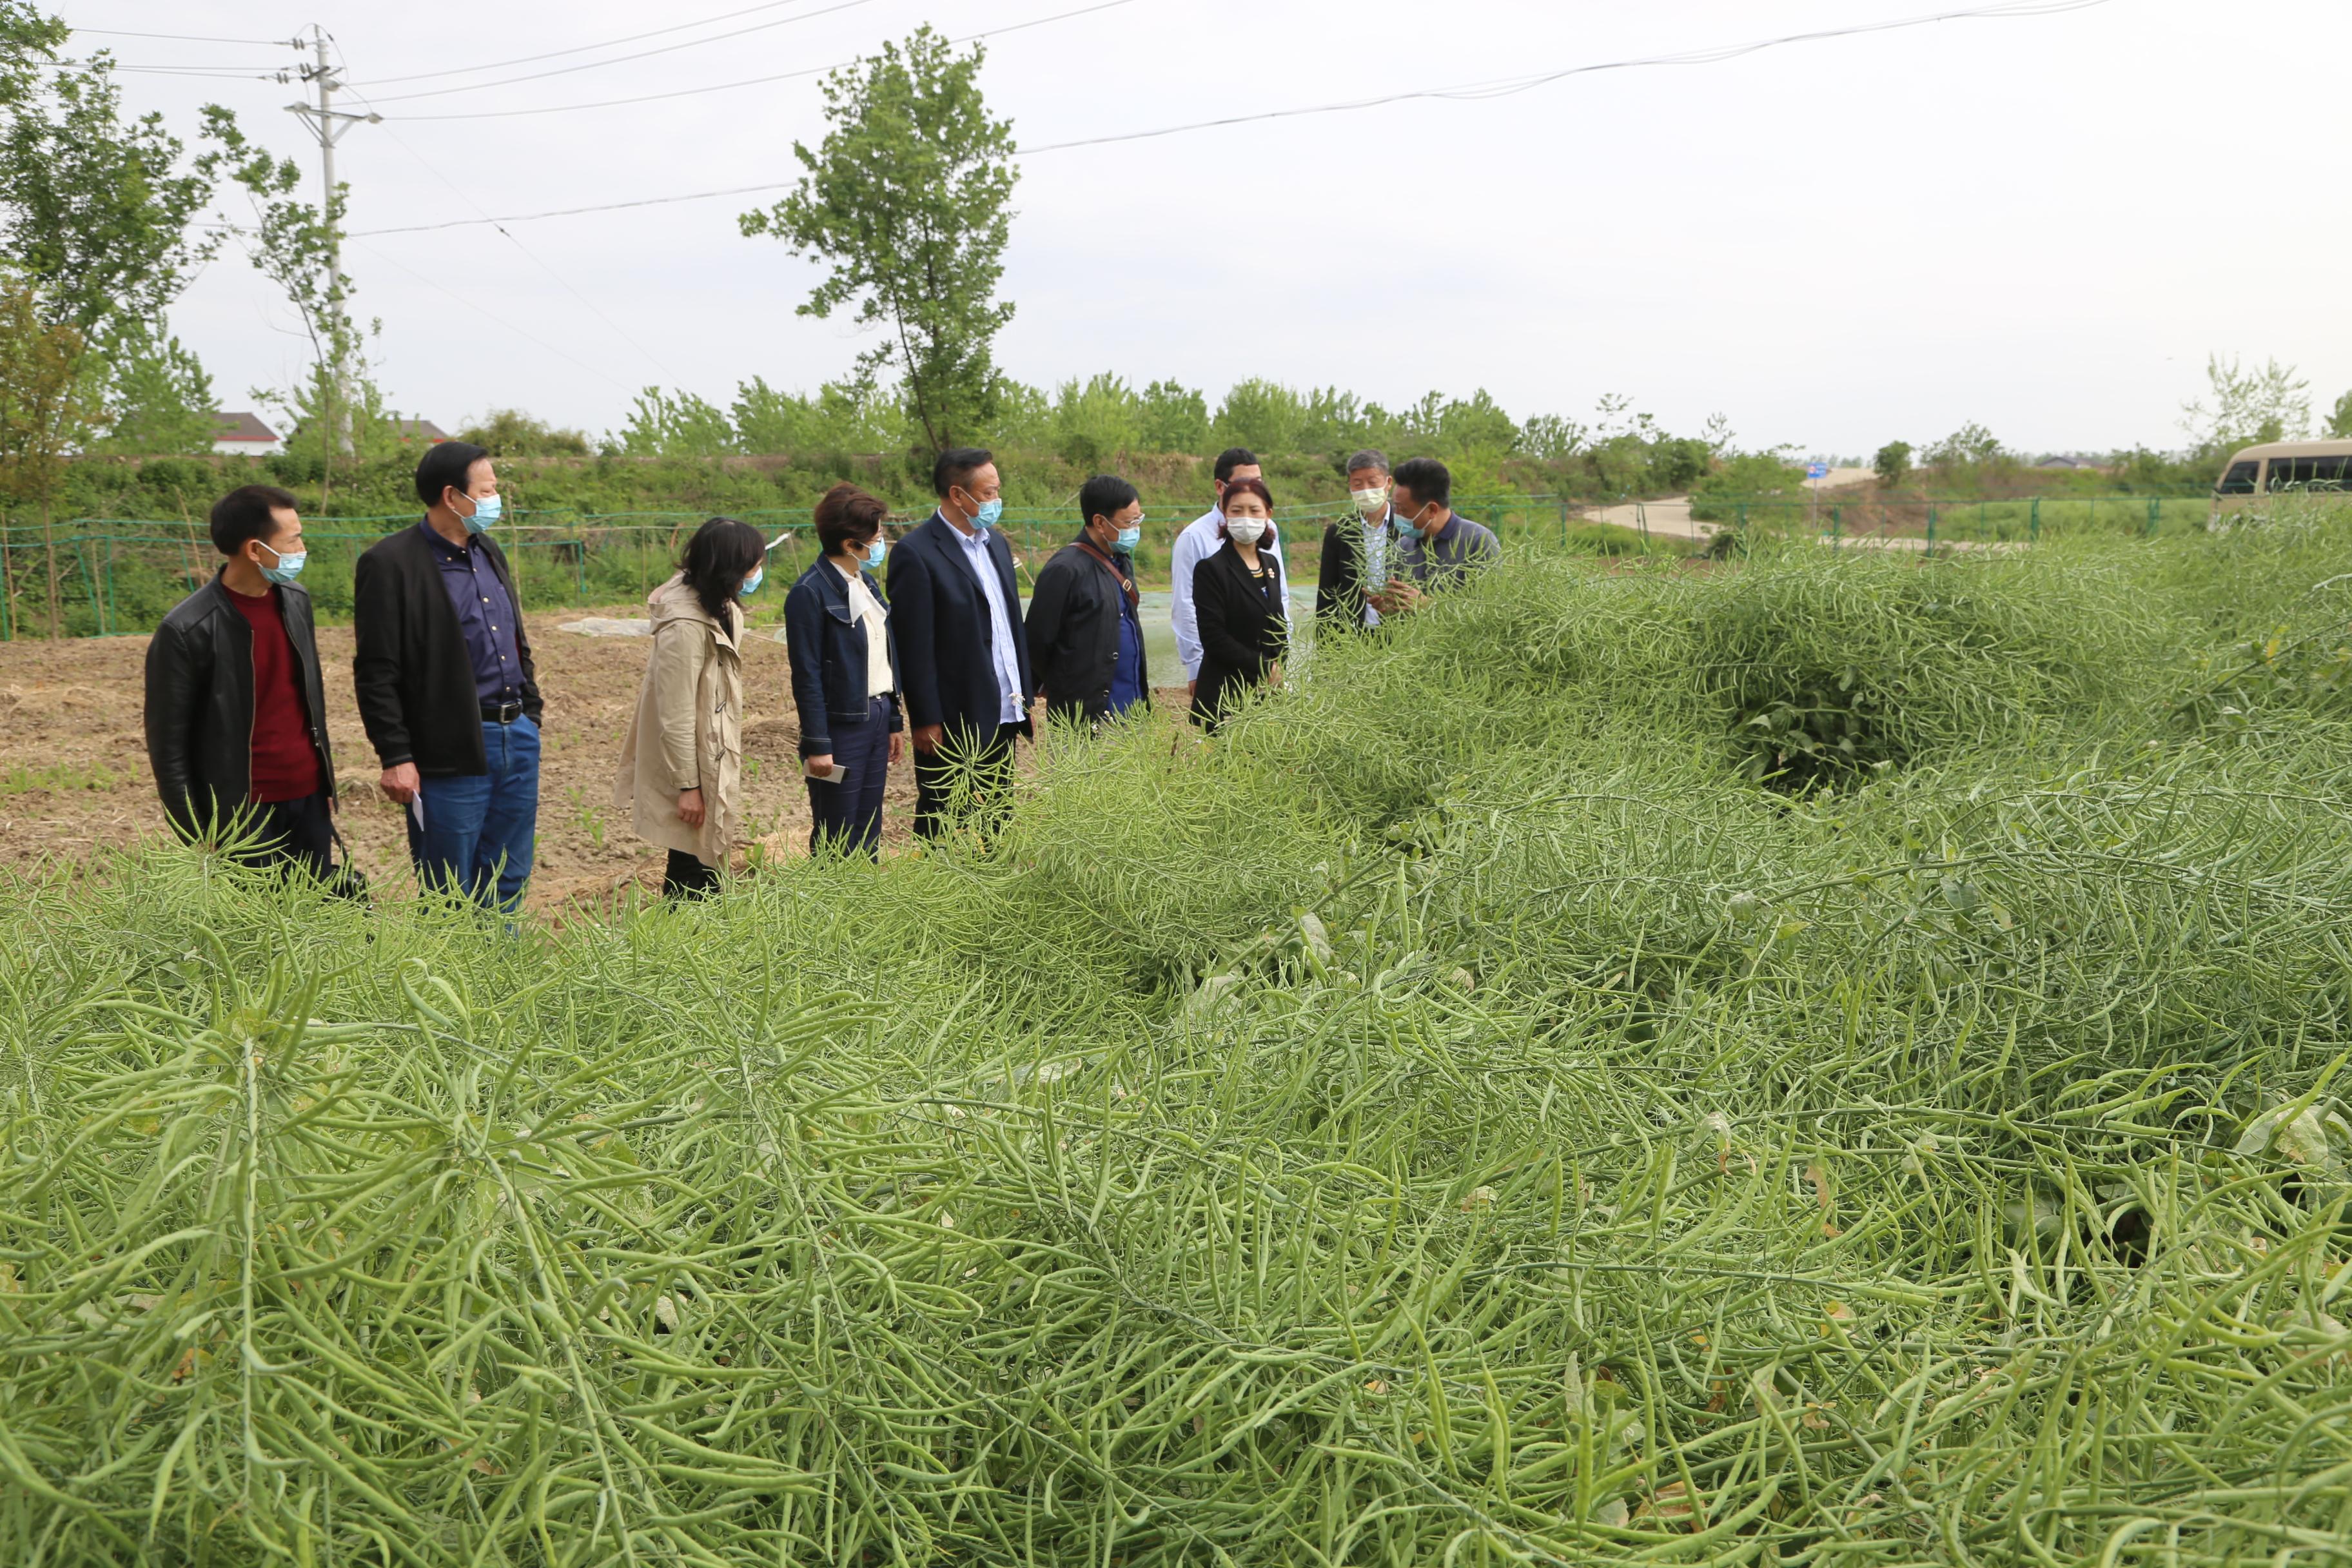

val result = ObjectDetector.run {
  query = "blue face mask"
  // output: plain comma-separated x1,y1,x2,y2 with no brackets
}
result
1113,524,1141,553
257,541,307,585
741,564,765,597
969,496,1004,533
864,535,887,569
462,491,503,534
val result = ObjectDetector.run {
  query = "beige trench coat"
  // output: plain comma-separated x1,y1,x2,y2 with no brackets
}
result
614,574,743,867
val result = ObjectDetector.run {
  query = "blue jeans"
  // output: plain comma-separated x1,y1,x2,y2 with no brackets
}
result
407,716,540,910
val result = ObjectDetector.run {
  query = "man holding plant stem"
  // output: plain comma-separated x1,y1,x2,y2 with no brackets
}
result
1318,447,1400,632
1372,456,1500,617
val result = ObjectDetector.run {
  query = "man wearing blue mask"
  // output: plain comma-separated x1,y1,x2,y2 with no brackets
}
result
1025,473,1150,730
353,440,544,910
885,446,1032,839
144,484,340,881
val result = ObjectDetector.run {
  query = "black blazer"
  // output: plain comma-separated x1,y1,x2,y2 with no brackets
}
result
1317,511,1389,633
1025,539,1148,725
884,513,1033,745
352,522,542,777
783,558,904,758
1189,540,1288,729
143,574,335,840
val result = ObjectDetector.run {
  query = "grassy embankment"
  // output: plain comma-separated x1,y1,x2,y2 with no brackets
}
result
5,507,2352,1563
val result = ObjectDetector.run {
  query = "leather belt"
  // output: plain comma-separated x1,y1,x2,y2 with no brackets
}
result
481,698,525,723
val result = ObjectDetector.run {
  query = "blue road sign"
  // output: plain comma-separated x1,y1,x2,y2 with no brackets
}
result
1806,461,1830,480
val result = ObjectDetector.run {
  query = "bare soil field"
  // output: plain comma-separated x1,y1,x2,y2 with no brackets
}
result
0,605,1126,911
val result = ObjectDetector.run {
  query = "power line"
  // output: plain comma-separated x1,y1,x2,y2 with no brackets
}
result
352,0,2115,233
65,27,296,46
363,0,882,105
389,0,1140,123
353,0,861,88
331,54,687,386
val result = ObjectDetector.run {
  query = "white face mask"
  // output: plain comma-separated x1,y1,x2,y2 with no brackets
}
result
1351,485,1389,518
1226,517,1268,546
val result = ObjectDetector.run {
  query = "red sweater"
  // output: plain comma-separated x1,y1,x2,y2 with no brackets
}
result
227,586,323,803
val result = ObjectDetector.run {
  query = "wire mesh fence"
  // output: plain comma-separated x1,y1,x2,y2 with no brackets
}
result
0,489,2231,639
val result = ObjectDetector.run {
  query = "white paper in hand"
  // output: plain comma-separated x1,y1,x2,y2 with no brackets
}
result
408,793,426,832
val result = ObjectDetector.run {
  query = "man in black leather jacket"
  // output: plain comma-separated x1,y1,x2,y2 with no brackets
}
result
142,484,338,877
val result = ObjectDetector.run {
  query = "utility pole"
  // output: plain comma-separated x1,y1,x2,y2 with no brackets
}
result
285,25,380,456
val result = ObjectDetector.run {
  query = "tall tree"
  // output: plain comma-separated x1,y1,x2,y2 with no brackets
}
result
740,26,1017,453
0,282,96,636
2181,354,2310,455
0,5,237,451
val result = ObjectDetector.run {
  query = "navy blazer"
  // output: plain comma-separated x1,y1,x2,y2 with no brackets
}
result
884,512,1034,744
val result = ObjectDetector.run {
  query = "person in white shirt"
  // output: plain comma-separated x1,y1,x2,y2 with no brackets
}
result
1170,446,1290,696
884,448,1034,839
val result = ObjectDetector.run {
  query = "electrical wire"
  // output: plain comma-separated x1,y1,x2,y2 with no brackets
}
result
64,28,295,46
389,0,1140,122
1019,0,2119,155
360,0,883,106
352,0,860,88
329,45,688,386
351,0,2115,233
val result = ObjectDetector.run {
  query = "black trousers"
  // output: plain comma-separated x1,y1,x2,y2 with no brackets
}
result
912,721,1021,841
665,848,720,900
231,792,335,881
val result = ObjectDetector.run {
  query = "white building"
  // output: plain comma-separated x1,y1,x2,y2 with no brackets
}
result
211,411,284,457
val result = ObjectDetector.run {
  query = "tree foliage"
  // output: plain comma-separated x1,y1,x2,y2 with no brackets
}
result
2180,354,2310,455
1874,440,1914,489
741,26,1017,454
2324,389,2352,442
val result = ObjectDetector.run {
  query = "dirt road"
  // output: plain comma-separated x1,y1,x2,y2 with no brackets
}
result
0,606,984,910
1591,467,1879,540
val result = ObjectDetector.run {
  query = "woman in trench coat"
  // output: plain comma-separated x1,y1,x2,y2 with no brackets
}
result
614,516,768,898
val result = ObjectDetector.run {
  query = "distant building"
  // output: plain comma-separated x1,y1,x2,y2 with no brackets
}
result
392,416,450,445
2035,453,2105,471
211,411,284,457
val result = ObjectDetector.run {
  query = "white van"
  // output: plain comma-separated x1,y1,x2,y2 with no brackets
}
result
2211,439,2352,518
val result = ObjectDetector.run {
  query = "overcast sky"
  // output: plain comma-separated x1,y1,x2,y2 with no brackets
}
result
69,0,2352,458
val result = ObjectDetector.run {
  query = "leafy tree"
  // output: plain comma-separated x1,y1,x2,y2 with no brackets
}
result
1922,422,2003,467
1215,379,1305,455
611,387,735,458
1137,380,1208,453
2324,389,2352,440
0,280,96,635
1051,373,1141,469
732,375,902,455
1874,440,1913,489
459,407,591,458
741,26,1017,453
2180,354,2309,455
1520,414,1587,464
0,10,236,451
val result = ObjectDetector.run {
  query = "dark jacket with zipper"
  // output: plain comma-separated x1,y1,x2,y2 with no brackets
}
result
1024,537,1149,725
884,512,1034,747
1189,540,1288,729
352,521,542,777
783,557,905,759
142,573,335,840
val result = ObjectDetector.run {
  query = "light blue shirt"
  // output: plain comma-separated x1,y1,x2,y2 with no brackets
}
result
948,514,1024,725
1361,508,1391,629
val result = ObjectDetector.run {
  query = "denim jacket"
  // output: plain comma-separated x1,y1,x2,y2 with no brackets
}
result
784,558,903,758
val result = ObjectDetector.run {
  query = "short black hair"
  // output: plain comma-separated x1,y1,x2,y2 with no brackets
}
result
208,484,299,556
1078,473,1139,529
1213,447,1258,484
415,440,491,507
1393,456,1453,509
932,446,995,500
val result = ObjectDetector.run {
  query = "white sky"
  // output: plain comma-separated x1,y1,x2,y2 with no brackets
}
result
64,0,2352,457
